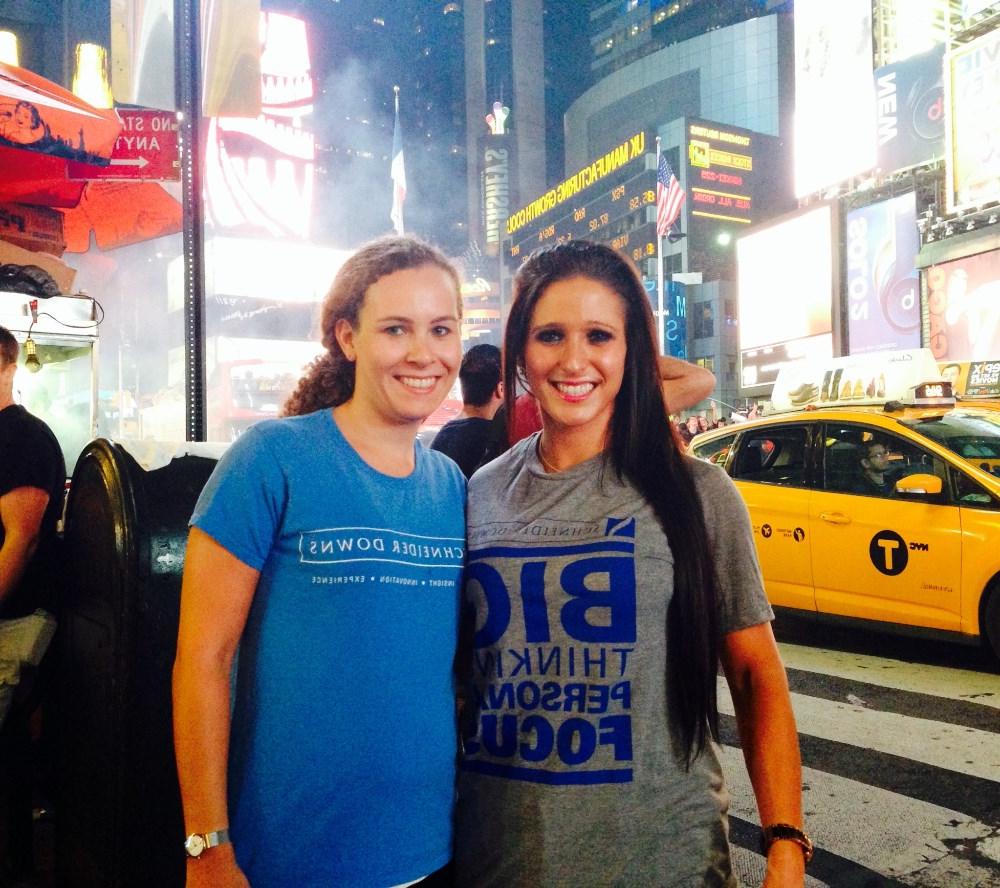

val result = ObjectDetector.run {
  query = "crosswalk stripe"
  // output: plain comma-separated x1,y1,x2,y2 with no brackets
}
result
777,641,1000,710
719,745,999,885
718,679,1000,784
784,666,1000,734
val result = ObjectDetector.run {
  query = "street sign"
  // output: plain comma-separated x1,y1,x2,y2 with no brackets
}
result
68,109,180,181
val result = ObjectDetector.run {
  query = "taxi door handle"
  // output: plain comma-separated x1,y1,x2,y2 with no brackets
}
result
819,511,851,525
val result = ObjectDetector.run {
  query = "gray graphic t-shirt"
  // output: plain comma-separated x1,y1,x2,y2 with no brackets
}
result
455,436,773,887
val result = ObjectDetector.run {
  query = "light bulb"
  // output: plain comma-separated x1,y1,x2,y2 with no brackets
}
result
71,43,113,109
0,30,19,66
24,337,41,373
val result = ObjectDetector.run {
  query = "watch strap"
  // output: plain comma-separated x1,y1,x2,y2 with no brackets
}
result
204,828,230,849
761,822,814,864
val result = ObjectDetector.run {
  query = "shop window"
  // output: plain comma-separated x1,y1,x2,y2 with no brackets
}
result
692,302,714,338
724,299,737,326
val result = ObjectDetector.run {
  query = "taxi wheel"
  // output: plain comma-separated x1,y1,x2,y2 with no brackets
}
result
984,581,1000,665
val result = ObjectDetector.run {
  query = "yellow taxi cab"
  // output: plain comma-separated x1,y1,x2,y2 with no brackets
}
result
690,349,1000,658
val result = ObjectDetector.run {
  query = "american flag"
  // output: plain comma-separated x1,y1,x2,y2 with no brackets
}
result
656,154,685,236
390,99,406,235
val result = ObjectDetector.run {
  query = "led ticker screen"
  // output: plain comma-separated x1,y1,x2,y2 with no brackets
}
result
685,120,758,226
845,193,921,355
508,168,655,261
946,28,1000,213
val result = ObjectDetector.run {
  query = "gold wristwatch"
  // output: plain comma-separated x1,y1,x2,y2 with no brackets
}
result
761,823,814,864
184,827,230,858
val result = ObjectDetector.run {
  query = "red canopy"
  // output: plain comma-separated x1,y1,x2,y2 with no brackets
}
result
0,63,181,254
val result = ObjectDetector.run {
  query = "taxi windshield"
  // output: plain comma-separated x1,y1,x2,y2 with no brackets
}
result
900,411,1000,475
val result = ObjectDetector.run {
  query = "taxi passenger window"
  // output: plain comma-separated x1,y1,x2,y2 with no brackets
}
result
823,425,948,500
691,432,737,467
732,426,808,487
950,467,1000,510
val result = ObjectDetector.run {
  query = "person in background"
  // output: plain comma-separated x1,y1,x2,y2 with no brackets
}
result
173,237,465,888
481,360,715,468
455,241,807,887
0,325,65,881
851,439,897,497
0,326,64,617
431,343,503,478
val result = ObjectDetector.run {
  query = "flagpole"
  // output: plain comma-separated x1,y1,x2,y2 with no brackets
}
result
655,136,665,356
393,85,404,236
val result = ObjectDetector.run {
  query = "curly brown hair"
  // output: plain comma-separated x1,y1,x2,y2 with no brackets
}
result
283,236,461,417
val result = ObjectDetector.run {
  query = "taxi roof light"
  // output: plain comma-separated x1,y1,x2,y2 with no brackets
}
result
770,349,957,414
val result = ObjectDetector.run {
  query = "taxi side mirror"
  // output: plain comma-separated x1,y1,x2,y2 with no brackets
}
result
895,473,943,496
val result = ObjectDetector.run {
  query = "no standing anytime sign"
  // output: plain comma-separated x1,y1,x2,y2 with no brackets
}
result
68,109,180,181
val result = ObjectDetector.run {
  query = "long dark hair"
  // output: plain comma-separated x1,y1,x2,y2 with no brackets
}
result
283,235,461,416
504,240,719,766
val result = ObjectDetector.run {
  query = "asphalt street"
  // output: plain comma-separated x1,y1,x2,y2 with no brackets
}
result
726,618,1000,887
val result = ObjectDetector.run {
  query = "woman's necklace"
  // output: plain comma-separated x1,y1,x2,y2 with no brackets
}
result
536,439,562,474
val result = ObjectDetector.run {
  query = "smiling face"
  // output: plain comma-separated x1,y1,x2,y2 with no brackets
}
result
335,263,461,430
523,275,627,447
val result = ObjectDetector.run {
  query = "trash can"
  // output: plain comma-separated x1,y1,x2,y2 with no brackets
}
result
55,439,221,888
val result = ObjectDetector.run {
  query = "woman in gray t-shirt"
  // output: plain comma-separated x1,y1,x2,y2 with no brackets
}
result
455,241,809,887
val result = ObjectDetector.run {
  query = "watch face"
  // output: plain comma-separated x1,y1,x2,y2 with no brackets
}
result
185,834,206,857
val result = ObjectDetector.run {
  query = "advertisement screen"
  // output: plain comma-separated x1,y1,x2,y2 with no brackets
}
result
926,249,1000,362
845,193,921,354
946,29,1000,212
737,205,835,390
962,1,995,18
875,45,945,175
794,0,877,196
738,205,834,351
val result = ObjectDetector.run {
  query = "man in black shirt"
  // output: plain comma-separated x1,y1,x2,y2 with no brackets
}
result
0,324,66,879
431,344,502,478
0,325,65,618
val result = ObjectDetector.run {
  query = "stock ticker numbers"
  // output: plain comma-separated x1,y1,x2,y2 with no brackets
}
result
513,169,657,263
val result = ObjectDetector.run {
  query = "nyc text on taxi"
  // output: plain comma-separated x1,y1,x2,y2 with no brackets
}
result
691,350,1000,658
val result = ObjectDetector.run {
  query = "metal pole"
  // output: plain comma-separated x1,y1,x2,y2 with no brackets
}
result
176,0,206,441
655,136,665,355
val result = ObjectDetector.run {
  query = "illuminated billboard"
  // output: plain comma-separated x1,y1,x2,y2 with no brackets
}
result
793,0,877,197
925,249,1000,362
685,120,756,226
946,28,1000,213
481,135,514,256
962,1,995,18
737,204,836,389
205,11,315,238
505,132,646,237
845,193,921,355
875,45,945,175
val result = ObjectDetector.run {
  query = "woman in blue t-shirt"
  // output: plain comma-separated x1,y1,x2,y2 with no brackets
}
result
173,236,467,888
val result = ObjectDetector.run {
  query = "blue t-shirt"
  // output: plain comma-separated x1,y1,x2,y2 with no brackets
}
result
190,409,466,887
